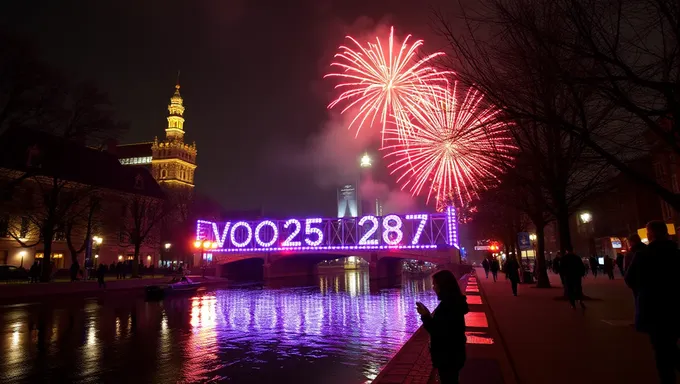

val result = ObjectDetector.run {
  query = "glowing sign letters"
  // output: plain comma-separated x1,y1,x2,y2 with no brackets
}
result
196,212,457,253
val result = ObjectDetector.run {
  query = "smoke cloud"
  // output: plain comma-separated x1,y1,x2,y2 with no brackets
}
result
282,15,420,215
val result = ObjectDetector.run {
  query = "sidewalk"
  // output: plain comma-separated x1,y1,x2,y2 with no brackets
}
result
476,267,663,384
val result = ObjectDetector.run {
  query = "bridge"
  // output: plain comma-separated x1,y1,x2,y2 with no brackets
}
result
194,206,460,283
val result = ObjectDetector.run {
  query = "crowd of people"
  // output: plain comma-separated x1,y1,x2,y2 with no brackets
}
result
417,220,680,383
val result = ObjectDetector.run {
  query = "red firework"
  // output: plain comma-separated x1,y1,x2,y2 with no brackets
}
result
383,81,516,207
324,26,449,142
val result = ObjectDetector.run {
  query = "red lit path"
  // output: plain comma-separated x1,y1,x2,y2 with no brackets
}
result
475,267,665,384
373,273,517,384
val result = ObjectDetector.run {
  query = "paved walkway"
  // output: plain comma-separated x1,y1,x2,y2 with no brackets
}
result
374,272,517,384
476,267,667,384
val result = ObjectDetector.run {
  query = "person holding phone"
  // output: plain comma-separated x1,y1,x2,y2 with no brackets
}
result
416,270,469,384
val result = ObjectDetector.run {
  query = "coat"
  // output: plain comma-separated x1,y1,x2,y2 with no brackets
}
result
421,295,469,369
625,239,680,333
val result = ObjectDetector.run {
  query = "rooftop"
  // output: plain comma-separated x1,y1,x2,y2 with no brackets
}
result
0,129,164,199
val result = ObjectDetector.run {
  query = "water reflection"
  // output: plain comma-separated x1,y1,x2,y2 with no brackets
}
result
0,271,439,384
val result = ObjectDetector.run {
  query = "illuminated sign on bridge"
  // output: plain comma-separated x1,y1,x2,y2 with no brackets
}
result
196,206,459,253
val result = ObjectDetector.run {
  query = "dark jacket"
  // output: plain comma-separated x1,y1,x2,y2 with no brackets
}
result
625,239,680,332
625,242,646,271
481,259,490,271
505,258,520,281
422,296,469,368
490,259,500,272
560,252,585,283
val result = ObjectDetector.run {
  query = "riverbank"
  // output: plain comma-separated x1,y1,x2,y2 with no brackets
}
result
373,264,517,384
0,275,229,304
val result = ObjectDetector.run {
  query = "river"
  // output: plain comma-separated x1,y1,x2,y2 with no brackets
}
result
0,271,439,384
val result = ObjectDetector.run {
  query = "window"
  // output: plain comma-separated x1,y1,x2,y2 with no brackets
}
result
160,169,168,179
35,253,63,259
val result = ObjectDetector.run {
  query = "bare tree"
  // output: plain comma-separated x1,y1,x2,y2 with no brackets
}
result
65,195,101,267
433,0,680,211
120,194,167,278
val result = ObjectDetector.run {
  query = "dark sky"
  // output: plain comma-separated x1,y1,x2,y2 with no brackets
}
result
1,0,452,217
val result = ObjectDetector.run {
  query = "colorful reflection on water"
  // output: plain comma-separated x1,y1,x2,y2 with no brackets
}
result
0,271,441,384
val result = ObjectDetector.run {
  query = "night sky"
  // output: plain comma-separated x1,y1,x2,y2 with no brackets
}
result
1,0,453,217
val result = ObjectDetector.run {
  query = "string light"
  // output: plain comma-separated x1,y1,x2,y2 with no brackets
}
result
230,221,253,248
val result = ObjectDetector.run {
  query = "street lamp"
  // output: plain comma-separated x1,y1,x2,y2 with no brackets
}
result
164,243,171,250
579,212,592,224
360,153,372,168
529,234,537,241
18,250,26,268
193,240,217,277
92,236,103,245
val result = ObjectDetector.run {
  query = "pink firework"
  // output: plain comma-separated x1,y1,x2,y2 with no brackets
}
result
325,26,448,142
383,82,516,208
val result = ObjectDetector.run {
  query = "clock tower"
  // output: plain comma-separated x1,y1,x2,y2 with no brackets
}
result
151,80,197,188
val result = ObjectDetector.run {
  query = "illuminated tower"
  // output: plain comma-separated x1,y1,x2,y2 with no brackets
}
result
151,80,197,188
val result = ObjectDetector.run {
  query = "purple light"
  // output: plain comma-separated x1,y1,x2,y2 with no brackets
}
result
283,219,302,247
304,218,324,247
212,222,231,248
358,216,379,245
382,215,403,246
255,220,278,247
406,214,428,245
230,221,253,248
446,206,459,249
195,212,455,253
208,244,439,253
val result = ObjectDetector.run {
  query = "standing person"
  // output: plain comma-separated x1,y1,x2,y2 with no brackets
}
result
625,221,680,384
616,253,625,277
589,255,598,278
416,270,469,384
552,252,562,275
560,248,586,309
481,258,490,279
604,256,615,280
115,261,122,279
490,257,500,282
29,262,39,283
505,257,521,296
583,258,590,276
626,234,646,272
96,263,107,290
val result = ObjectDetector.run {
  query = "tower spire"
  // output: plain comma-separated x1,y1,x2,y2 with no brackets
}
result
166,75,185,141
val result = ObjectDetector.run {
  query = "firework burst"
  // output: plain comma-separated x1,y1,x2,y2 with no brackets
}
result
383,81,516,208
324,26,448,142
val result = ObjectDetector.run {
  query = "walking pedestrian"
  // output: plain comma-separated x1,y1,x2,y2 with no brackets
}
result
481,258,490,279
604,256,615,280
96,263,106,290
625,221,680,384
505,257,520,296
416,270,469,384
490,257,500,282
616,253,625,277
560,248,586,310
589,255,598,278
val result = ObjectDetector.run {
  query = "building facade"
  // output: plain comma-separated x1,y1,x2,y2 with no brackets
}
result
115,81,197,189
0,129,165,270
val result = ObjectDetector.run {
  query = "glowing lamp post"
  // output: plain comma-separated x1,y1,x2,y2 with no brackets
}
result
360,153,372,168
579,212,592,224
193,240,217,277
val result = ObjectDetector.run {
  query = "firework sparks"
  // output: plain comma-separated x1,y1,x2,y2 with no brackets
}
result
325,26,448,142
383,82,516,208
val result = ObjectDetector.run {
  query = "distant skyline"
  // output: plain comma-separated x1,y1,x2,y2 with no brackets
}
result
0,0,454,216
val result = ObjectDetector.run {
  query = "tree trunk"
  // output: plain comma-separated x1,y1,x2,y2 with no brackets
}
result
556,206,572,253
40,228,53,282
534,223,551,288
132,242,141,278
